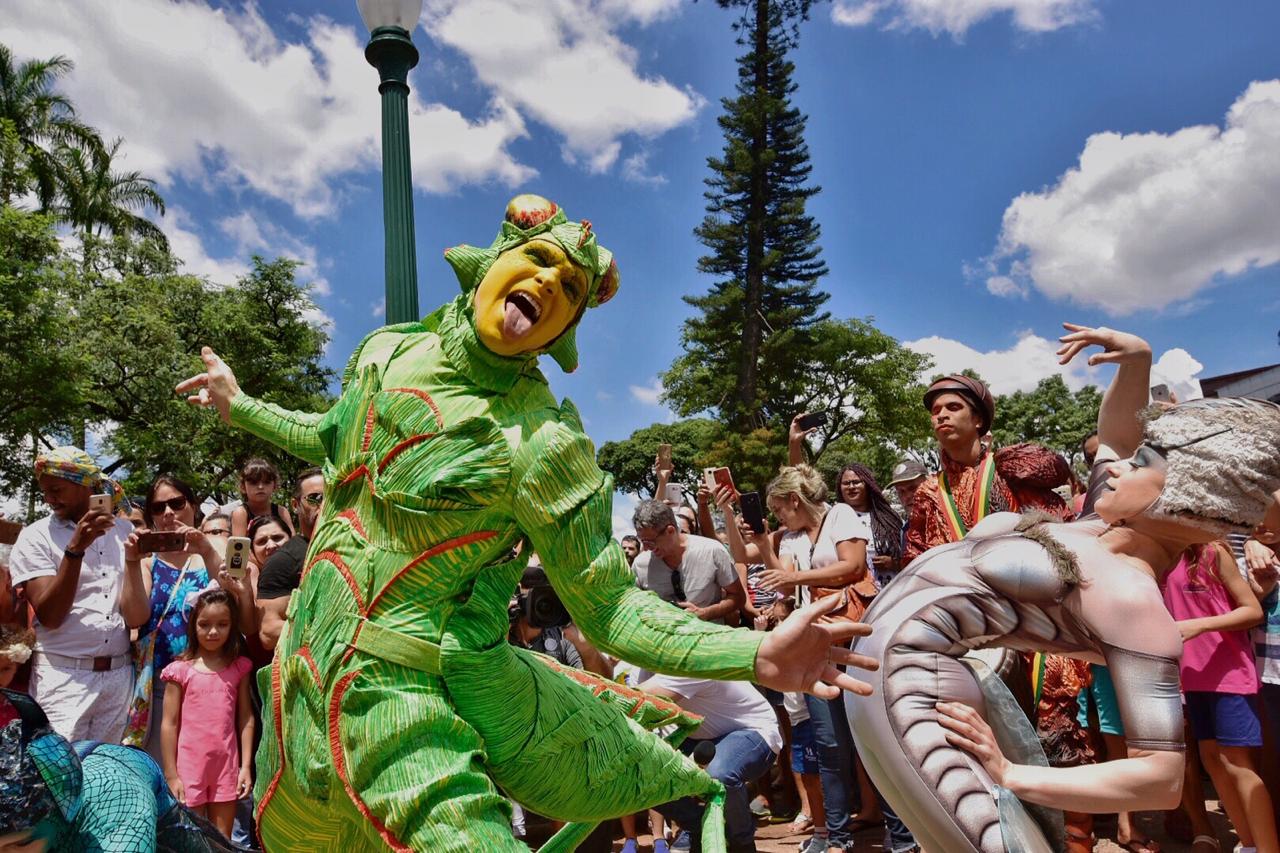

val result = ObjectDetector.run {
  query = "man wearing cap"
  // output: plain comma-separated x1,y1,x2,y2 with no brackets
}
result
8,447,148,741
904,375,1072,565
887,459,926,558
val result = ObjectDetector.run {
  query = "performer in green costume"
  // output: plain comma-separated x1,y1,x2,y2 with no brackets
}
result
177,195,872,852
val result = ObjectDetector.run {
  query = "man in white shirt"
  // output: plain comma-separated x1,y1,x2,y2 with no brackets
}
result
9,447,148,741
641,673,782,853
632,500,746,625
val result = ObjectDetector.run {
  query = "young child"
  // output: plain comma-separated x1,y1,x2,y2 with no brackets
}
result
0,624,35,689
160,588,255,838
1164,541,1278,853
230,457,293,538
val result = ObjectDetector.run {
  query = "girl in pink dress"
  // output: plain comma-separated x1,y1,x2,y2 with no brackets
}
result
159,588,254,839
1163,542,1277,853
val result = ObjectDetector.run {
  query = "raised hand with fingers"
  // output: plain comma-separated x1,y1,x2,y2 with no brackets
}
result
174,346,241,423
1056,322,1152,367
754,594,877,699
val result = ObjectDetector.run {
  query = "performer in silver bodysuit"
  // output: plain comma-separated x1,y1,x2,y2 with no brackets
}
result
847,324,1280,853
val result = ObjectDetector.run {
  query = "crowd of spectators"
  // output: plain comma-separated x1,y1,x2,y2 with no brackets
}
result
2,368,1280,853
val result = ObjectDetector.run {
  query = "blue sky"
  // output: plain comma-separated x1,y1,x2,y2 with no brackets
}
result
5,0,1279,457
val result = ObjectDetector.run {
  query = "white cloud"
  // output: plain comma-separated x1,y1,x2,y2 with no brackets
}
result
621,151,668,186
831,0,1097,36
905,330,1100,395
1151,348,1205,403
423,0,703,172
1,0,532,219
159,208,334,339
985,80,1280,315
162,208,250,285
612,490,639,540
371,298,386,318
984,274,1026,298
629,377,665,406
219,211,330,295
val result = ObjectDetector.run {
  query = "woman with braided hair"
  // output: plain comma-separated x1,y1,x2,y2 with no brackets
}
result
847,323,1280,853
835,463,905,588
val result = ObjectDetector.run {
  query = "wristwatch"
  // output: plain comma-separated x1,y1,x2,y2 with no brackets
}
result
64,548,86,560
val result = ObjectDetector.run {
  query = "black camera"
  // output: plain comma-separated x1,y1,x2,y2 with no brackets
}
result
512,564,571,629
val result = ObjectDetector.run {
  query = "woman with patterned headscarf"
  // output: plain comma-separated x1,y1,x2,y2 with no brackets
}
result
177,195,875,852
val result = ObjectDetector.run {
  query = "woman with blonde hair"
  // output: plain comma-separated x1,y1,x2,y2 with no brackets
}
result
719,464,888,852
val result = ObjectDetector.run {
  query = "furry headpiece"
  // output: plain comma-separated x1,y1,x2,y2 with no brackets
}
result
443,194,619,373
1141,397,1280,537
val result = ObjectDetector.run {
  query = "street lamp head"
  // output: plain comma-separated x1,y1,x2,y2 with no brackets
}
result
357,0,423,33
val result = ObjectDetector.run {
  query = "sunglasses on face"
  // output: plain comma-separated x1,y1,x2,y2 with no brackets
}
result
203,527,231,537
302,492,324,507
150,496,189,515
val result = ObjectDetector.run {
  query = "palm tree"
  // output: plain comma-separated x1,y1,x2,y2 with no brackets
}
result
0,44,97,207
53,137,167,248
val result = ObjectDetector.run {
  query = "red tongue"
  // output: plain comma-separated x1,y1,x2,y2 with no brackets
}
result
504,298,533,338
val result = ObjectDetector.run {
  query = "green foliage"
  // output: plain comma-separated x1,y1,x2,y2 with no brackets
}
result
596,419,722,497
665,0,828,429
791,317,934,461
0,207,84,499
0,45,97,208
73,256,335,500
52,137,166,249
698,425,789,495
991,375,1102,469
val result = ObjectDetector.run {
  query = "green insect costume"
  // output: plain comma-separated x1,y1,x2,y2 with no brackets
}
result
231,196,766,851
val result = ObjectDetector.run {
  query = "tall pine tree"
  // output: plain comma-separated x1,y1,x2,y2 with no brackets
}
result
663,0,828,430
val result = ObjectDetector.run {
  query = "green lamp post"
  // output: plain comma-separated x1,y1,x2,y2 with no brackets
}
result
358,0,424,324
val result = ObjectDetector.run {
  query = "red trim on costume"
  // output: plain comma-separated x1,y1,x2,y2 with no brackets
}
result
367,531,498,612
383,387,444,431
376,433,437,474
329,669,411,852
361,402,376,452
254,654,287,837
297,646,322,686
304,550,367,612
334,509,369,541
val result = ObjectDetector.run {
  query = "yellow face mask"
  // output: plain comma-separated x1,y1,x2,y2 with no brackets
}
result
473,237,590,357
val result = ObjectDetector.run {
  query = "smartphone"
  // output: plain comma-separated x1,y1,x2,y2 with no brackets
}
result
225,536,251,580
657,443,673,467
0,518,22,546
739,491,766,535
1150,383,1172,404
88,493,112,515
663,483,685,505
797,411,829,431
136,530,187,553
703,467,736,499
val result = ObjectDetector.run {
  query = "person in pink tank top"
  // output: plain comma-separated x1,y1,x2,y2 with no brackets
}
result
1163,541,1277,853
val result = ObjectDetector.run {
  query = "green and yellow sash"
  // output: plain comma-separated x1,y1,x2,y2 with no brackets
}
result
937,451,997,541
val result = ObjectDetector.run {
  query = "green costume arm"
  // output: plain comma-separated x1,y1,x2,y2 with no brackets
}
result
229,394,327,465
515,419,763,681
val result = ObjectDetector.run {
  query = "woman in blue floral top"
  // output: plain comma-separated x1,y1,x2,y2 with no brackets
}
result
133,474,252,761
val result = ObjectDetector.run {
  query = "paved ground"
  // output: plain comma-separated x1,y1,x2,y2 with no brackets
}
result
596,806,1238,852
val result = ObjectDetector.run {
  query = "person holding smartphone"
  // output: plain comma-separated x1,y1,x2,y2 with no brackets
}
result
7,446,148,742
127,474,248,761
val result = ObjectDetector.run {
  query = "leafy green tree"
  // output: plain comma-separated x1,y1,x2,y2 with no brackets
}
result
0,207,85,508
664,0,828,429
991,375,1101,468
698,425,789,496
70,255,335,501
789,317,934,460
53,137,166,250
0,45,96,208
597,419,722,497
